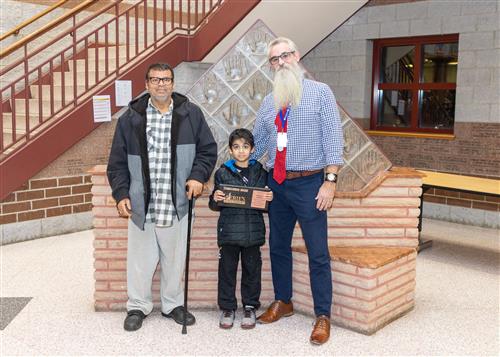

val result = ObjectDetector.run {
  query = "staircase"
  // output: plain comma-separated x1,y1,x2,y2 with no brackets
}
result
0,0,260,200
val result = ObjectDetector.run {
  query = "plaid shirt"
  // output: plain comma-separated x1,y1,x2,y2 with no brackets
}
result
145,98,175,227
252,79,344,170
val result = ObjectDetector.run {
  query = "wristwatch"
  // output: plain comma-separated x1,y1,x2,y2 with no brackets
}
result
325,172,338,183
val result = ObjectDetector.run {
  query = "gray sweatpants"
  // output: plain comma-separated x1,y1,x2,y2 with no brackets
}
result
126,216,188,315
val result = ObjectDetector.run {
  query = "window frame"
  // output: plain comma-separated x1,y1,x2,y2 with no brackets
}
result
370,34,459,134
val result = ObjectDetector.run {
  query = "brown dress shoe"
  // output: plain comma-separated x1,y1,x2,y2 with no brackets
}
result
257,300,294,324
310,315,331,345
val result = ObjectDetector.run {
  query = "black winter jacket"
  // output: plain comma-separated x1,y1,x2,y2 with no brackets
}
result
209,159,268,248
107,92,217,229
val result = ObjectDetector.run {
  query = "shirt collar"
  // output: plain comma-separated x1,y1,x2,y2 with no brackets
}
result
147,97,173,115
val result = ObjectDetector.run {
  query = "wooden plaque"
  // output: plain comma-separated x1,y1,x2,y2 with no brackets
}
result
217,184,271,211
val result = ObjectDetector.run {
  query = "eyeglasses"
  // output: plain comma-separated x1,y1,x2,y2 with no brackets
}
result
148,77,173,85
268,51,295,65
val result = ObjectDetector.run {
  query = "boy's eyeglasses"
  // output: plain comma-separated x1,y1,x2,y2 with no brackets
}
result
148,77,173,85
268,51,295,65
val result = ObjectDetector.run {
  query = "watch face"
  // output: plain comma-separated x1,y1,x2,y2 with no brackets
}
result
326,173,337,182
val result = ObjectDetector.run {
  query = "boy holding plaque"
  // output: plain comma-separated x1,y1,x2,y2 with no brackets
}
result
209,128,273,330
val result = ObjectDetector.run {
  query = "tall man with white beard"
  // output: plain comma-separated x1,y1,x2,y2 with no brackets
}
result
252,37,344,345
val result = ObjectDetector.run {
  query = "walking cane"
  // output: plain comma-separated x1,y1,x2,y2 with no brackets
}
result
182,197,193,334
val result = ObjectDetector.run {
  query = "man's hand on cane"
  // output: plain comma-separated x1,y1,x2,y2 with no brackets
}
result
186,179,203,199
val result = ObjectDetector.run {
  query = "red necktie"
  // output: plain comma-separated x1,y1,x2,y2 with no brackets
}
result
273,108,288,184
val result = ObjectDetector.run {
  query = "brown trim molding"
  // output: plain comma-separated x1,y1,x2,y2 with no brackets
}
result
366,130,456,140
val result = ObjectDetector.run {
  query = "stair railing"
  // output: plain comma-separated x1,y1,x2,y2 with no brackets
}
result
0,0,72,42
0,0,222,155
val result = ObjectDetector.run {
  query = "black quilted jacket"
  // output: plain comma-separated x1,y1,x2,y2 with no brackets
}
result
209,159,268,247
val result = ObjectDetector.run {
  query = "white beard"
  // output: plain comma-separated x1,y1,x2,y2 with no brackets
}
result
273,62,304,110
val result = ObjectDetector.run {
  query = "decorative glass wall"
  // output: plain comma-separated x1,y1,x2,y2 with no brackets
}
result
186,20,392,193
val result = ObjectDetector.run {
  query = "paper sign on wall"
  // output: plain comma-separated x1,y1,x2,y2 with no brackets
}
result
115,80,132,106
93,95,112,122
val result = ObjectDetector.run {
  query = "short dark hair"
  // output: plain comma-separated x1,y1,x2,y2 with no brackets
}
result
229,128,254,148
145,63,174,81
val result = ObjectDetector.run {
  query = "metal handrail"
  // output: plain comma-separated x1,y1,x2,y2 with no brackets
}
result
0,0,98,58
0,0,223,154
0,0,71,42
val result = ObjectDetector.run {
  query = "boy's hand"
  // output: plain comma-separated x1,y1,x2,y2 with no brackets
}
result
213,190,226,202
264,187,273,202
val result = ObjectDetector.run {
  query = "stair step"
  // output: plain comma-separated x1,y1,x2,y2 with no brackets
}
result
52,71,99,87
30,85,80,100
2,130,26,147
3,113,44,131
13,99,64,116
87,46,133,60
68,59,118,72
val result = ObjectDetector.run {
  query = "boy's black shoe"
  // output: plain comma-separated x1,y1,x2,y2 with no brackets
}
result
124,310,147,331
162,306,196,326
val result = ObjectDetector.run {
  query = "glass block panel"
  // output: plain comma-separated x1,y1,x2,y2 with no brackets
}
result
419,89,455,129
350,144,392,184
213,95,256,132
237,24,275,66
213,48,257,90
343,121,369,163
237,71,273,112
206,113,230,156
377,89,412,128
189,71,232,115
337,165,366,192
339,108,350,124
422,43,458,83
260,61,274,81
381,45,415,83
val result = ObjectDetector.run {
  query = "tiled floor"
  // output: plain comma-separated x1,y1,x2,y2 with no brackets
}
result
1,219,499,356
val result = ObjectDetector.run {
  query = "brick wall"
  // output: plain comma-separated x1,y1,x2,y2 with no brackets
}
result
369,123,500,178
90,165,421,311
293,247,417,334
0,174,92,225
424,187,499,212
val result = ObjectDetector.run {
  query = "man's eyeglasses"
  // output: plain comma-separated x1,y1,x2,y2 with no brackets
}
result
268,51,295,65
148,77,173,85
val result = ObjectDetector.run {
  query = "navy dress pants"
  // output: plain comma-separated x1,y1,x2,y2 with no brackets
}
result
268,171,332,317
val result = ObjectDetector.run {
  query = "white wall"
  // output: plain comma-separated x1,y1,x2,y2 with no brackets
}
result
203,0,367,63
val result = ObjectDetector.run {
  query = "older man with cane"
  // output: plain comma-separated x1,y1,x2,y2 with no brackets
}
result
107,62,217,332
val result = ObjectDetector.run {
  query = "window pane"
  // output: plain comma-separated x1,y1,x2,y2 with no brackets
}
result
378,89,412,128
381,46,415,83
419,90,455,129
422,43,458,83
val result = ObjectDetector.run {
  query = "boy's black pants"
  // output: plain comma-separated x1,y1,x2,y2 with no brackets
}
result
218,244,262,311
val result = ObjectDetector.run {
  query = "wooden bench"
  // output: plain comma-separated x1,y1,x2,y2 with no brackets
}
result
417,170,500,250
292,246,416,335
